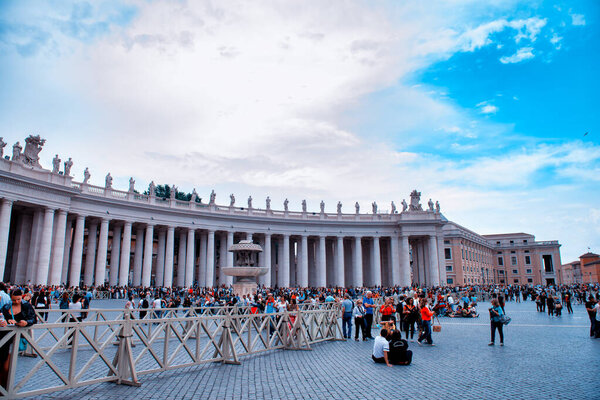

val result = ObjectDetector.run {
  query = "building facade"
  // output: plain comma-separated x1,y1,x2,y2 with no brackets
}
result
0,135,563,288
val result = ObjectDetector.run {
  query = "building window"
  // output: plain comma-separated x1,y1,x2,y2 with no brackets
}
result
523,240,528,243
445,248,452,260
498,257,503,266
510,240,514,244
500,279,505,283
524,250,530,253
496,241,500,245
512,269,518,274
499,270,504,275
447,278,454,284
525,255,531,265
542,255,554,273
511,256,517,265
511,250,516,254
444,240,450,245
513,279,519,283
446,265,453,272
526,269,532,274
462,249,464,259
527,278,533,283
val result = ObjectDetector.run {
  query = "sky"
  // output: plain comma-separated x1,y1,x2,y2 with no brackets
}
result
0,0,598,263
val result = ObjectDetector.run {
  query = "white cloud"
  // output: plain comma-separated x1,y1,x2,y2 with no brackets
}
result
550,33,563,49
500,47,534,64
476,101,498,114
571,13,586,26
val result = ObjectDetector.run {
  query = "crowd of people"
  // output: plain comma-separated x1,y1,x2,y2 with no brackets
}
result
0,280,598,381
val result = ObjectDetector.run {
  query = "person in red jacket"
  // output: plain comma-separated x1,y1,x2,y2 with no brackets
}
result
417,299,435,346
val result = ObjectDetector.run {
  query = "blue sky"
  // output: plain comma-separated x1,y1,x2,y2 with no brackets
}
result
0,0,598,262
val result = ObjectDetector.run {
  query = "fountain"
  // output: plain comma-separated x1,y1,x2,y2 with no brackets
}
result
221,240,268,297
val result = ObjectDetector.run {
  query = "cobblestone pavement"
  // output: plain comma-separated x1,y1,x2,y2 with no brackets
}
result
27,300,599,399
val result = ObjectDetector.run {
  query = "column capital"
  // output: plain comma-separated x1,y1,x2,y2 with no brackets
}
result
1,198,14,205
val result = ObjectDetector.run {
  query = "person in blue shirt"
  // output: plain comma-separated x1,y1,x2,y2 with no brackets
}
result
488,299,505,346
363,291,375,339
341,294,354,339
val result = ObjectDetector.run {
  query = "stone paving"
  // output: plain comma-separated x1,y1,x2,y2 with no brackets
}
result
23,300,600,399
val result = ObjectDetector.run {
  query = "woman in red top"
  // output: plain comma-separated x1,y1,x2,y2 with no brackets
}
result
417,299,435,345
380,297,395,322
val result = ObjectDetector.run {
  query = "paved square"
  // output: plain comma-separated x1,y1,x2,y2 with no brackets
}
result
30,300,599,399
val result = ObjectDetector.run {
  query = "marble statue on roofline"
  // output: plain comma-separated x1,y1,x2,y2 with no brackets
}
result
248,196,252,208
52,154,60,173
337,201,342,214
170,185,176,199
435,201,440,213
372,202,377,214
266,196,271,210
12,142,21,161
128,177,135,192
428,198,434,211
148,180,156,196
64,158,73,176
190,188,198,203
209,190,216,205
284,198,289,211
230,194,235,207
20,135,45,168
409,190,422,211
83,167,91,184
355,202,360,214
320,200,325,213
391,201,396,214
105,173,113,189
401,199,408,212
0,137,6,157
302,199,307,213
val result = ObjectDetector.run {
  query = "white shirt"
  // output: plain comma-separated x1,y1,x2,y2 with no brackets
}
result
152,298,162,309
372,335,389,358
594,303,600,321
276,301,287,313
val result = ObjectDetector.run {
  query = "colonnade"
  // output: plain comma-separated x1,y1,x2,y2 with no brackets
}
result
0,199,446,287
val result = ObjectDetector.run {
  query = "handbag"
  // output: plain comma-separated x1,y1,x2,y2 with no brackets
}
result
499,315,511,325
432,316,442,332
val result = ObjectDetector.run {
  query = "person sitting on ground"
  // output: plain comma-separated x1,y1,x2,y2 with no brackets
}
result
372,328,392,367
387,329,412,365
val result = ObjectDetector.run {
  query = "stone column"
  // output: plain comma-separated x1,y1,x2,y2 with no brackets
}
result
177,231,186,287
389,235,400,286
48,209,67,285
155,228,166,286
218,232,227,286
223,231,233,286
335,236,345,287
132,226,145,286
262,233,272,287
141,224,154,287
399,236,410,287
298,235,309,287
353,236,363,287
15,214,32,284
198,232,207,286
163,226,175,287
0,199,13,280
206,230,215,287
428,235,440,286
94,218,110,286
69,215,85,287
371,236,381,287
83,220,98,286
35,207,55,285
437,235,446,285
185,228,195,286
60,217,74,285
278,234,290,287
26,210,43,283
109,223,122,286
317,235,326,287
119,221,132,287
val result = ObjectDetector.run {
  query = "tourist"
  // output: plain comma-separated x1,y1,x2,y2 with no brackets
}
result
363,291,375,339
417,298,434,346
0,283,10,310
585,295,597,337
352,298,367,341
69,294,84,322
379,297,395,324
593,299,600,339
402,298,418,342
546,295,555,316
387,329,412,365
488,298,504,346
341,294,353,339
371,328,392,367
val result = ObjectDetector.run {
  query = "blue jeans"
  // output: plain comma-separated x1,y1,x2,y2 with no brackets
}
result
342,313,352,338
419,320,433,344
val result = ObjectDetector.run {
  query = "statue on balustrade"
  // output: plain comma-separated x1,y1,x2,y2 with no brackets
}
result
170,185,176,199
401,199,408,212
20,135,46,168
230,194,235,206
105,173,113,189
435,201,440,213
190,188,198,203
248,196,253,208
372,202,377,214
302,199,307,213
391,201,396,214
320,201,325,213
266,196,271,210
428,198,434,211
128,177,135,192
83,167,91,184
337,201,342,214
148,180,156,196
284,198,289,211
64,158,73,176
355,202,360,214
209,190,216,205
0,137,5,157
52,154,60,173
409,190,422,211
12,142,22,161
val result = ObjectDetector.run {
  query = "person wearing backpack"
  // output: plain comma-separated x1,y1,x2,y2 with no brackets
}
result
139,295,150,319
488,298,504,346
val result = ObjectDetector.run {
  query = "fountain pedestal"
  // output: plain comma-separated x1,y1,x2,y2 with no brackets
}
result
221,240,268,297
